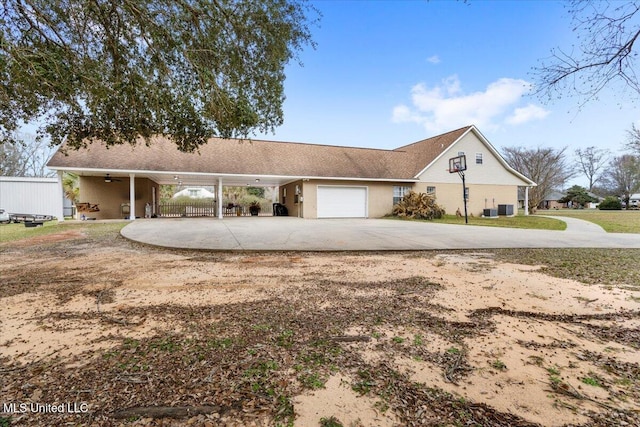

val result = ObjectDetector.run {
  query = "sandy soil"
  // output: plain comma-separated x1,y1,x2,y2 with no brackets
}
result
1,230,639,426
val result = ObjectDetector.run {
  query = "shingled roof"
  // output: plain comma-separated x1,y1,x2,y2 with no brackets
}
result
47,125,473,180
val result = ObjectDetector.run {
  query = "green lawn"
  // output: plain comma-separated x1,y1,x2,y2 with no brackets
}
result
428,214,567,230
396,209,639,233
0,221,127,243
536,209,640,233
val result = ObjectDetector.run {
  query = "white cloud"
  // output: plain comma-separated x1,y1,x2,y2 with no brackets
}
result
506,104,550,125
391,105,422,124
392,75,549,133
426,55,441,64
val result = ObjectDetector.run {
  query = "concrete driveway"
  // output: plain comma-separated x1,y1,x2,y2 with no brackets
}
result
120,216,640,251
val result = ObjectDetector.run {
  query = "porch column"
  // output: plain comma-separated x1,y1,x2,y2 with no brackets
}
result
524,186,530,216
217,177,223,219
56,170,65,222
152,186,157,216
129,173,136,220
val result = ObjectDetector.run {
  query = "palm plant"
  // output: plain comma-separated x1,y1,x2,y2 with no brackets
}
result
62,172,79,204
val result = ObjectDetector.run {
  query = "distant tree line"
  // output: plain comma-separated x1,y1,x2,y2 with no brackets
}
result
0,133,55,177
503,123,640,212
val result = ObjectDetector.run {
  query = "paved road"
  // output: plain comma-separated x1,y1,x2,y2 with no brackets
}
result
120,216,640,251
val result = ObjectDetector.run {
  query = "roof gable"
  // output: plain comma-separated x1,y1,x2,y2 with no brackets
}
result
392,126,472,178
408,126,535,186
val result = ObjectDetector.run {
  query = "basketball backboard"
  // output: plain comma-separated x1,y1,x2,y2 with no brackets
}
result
448,154,467,173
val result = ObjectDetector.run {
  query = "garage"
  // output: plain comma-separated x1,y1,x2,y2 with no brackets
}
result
317,186,367,218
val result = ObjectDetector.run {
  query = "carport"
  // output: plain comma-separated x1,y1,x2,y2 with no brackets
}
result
47,167,302,221
46,134,418,221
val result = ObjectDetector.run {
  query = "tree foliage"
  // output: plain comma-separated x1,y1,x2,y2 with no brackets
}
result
247,186,265,198
558,185,598,207
501,146,574,213
598,196,622,210
223,185,271,209
159,184,176,203
590,123,640,201
534,1,640,104
0,132,55,176
626,123,640,156
604,154,640,208
392,191,445,220
62,172,79,203
0,0,318,152
574,146,610,191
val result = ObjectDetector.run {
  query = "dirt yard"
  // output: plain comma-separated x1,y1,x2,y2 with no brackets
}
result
1,225,639,426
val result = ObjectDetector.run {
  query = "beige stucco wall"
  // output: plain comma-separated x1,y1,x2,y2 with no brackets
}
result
79,176,158,219
280,180,303,218
412,182,518,217
418,132,531,186
300,180,398,219
415,131,530,216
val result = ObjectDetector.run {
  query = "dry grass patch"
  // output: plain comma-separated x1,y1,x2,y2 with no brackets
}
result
0,229,638,426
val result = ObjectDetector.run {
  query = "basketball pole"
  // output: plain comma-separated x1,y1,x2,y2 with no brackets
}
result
449,154,468,224
458,170,468,224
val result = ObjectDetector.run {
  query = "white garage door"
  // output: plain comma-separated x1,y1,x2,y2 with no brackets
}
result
317,186,367,218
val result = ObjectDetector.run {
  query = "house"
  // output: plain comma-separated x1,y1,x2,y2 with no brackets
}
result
46,125,536,220
531,190,604,210
539,191,567,210
172,187,216,199
586,191,604,209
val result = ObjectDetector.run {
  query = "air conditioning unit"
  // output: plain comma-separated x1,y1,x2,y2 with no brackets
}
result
483,208,498,218
498,204,514,216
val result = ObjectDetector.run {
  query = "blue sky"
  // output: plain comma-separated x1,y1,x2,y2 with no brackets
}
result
256,0,639,186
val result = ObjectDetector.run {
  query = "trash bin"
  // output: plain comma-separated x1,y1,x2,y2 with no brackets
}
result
273,203,288,216
121,203,130,219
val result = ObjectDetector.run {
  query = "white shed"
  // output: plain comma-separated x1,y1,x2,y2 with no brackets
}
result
0,176,63,218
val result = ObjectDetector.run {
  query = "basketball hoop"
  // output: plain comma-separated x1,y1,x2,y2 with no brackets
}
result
449,154,469,224
448,155,467,173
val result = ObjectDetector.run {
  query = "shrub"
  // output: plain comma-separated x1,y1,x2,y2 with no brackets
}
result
558,185,598,207
393,191,445,220
598,196,622,210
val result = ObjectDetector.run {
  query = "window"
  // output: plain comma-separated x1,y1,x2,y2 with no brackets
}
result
426,186,436,196
464,187,469,200
476,153,483,164
393,186,411,205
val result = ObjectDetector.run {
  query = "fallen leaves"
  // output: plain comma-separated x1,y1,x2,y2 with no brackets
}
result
1,235,639,426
